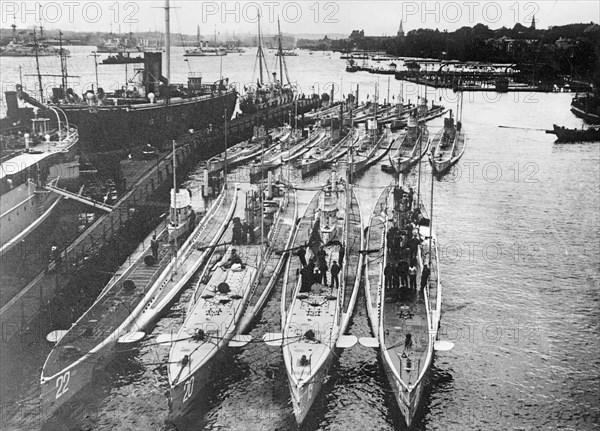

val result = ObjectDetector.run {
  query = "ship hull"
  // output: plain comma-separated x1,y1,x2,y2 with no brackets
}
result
381,356,429,428
430,127,466,176
40,349,102,419
184,52,226,57
0,142,79,256
431,157,453,175
431,144,465,175
240,94,295,116
550,124,600,142
373,183,441,428
0,186,60,256
57,91,237,153
288,351,333,423
396,141,429,173
96,47,142,53
168,348,222,419
570,96,600,124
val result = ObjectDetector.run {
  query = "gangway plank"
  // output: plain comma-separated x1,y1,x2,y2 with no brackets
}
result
45,184,114,212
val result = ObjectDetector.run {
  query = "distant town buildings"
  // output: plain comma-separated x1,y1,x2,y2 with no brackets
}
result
349,30,365,40
555,37,577,50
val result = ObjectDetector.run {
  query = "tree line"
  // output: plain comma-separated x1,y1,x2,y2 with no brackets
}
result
329,23,600,88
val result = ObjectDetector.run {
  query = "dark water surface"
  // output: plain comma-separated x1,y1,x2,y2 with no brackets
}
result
1,48,599,431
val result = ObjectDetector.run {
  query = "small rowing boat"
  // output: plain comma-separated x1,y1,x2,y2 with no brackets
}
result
546,124,600,143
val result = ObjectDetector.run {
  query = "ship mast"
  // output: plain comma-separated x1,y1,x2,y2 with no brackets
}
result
276,17,291,85
417,118,422,204
58,31,67,94
164,0,171,82
428,162,434,267
33,29,43,102
277,18,284,86
372,82,378,146
224,109,228,189
171,139,178,278
90,51,99,89
259,136,264,275
257,12,264,84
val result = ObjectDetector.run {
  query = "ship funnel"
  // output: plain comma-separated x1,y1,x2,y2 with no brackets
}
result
143,52,165,95
5,91,19,117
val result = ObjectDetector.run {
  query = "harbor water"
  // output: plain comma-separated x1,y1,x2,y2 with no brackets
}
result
1,47,599,430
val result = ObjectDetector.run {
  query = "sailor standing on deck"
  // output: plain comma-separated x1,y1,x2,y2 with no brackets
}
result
231,218,242,245
189,210,196,234
409,263,418,290
241,221,249,244
420,264,431,291
408,234,421,260
317,256,328,286
300,265,313,293
392,263,401,289
384,263,394,290
296,245,307,267
399,260,409,288
338,244,345,267
329,261,340,288
151,235,159,259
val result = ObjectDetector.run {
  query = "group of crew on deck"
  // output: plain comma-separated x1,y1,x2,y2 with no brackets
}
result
384,260,430,293
384,185,431,297
230,217,256,246
296,231,344,294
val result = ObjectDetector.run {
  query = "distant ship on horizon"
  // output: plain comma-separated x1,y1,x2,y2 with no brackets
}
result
0,25,68,57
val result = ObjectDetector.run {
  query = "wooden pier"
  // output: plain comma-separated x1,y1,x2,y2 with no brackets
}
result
393,69,551,92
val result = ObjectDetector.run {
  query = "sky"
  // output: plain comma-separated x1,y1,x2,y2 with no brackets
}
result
0,1,598,37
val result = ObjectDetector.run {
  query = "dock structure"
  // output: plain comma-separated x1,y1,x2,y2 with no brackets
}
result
394,66,519,90
0,97,320,344
391,63,565,92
